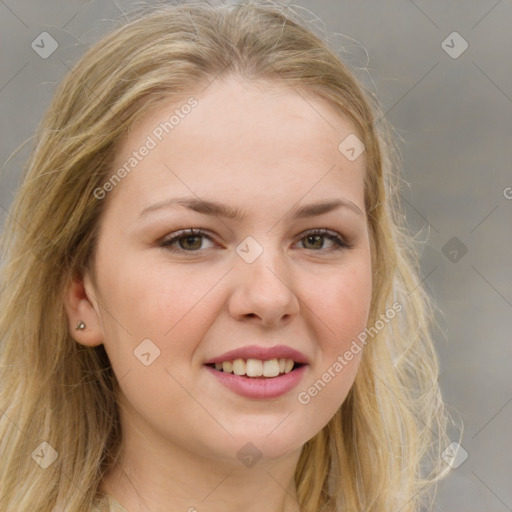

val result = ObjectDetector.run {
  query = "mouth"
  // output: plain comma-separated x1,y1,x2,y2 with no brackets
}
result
205,358,305,378
204,358,308,399
203,345,309,398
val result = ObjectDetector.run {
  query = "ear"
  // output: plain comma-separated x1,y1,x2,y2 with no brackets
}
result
63,272,104,347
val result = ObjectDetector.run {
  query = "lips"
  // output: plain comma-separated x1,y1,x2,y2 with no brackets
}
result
204,360,308,399
203,345,309,398
204,344,309,366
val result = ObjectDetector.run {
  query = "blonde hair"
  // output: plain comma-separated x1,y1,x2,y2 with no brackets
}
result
0,2,457,511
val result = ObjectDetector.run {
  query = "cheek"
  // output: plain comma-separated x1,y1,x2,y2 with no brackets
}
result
297,258,372,412
311,259,373,349
336,267,372,338
96,256,222,367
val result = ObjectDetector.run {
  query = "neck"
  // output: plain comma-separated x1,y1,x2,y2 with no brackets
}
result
101,421,303,512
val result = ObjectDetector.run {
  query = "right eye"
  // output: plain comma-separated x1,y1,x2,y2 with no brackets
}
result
160,228,217,252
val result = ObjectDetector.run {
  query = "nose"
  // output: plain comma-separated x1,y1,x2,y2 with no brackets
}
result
227,244,300,327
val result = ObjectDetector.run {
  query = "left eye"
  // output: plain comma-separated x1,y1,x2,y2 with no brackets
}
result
296,229,350,251
160,228,350,253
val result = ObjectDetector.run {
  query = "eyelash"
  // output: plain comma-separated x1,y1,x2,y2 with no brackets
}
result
159,228,352,254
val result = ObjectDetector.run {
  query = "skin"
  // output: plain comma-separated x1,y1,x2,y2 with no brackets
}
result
65,77,373,512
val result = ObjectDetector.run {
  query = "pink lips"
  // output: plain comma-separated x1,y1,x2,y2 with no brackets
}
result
203,344,309,399
204,364,307,399
204,344,309,365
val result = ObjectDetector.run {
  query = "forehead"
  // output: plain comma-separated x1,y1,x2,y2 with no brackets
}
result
106,77,366,215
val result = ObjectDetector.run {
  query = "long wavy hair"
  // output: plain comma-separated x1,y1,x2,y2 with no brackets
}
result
0,2,457,511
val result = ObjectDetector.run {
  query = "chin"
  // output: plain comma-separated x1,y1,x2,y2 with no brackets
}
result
202,422,314,466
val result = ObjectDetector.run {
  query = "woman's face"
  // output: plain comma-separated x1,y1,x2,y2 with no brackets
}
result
82,78,372,464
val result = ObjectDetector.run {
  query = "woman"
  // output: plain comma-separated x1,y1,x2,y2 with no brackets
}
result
0,2,456,511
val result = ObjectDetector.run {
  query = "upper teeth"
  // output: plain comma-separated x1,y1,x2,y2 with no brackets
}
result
214,358,295,377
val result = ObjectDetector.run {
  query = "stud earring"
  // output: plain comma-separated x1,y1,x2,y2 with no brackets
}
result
75,320,86,331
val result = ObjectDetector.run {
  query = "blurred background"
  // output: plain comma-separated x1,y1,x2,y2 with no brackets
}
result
0,1,511,510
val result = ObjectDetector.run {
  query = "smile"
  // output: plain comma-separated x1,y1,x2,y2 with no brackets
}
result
204,360,307,399
205,358,302,378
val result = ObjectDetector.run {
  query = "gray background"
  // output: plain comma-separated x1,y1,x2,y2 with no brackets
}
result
1,1,511,510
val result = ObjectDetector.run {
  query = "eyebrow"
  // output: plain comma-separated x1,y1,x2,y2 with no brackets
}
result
138,196,364,220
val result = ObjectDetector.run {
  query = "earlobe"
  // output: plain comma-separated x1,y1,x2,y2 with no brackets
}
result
63,273,104,347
